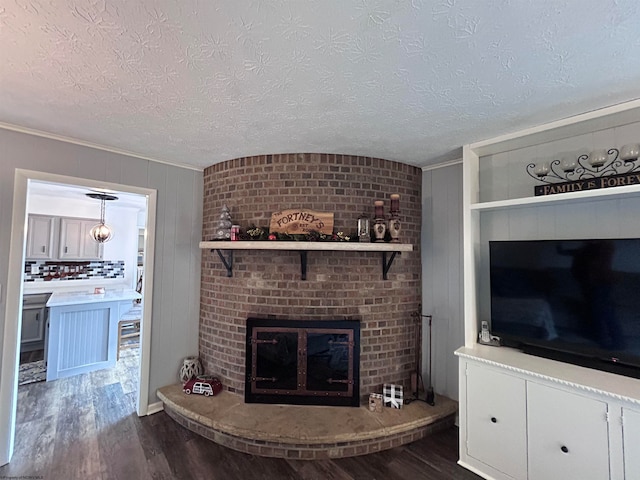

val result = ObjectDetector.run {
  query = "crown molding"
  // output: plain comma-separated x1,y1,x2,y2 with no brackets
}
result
0,122,204,172
422,158,463,172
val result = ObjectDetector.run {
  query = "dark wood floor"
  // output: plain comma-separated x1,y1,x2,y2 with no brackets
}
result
1,349,481,480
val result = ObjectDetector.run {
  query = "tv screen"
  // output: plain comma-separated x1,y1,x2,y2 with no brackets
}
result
489,239,640,378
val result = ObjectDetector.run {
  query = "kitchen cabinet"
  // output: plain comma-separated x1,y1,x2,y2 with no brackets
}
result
45,289,141,381
26,215,102,261
21,293,50,352
25,215,56,260
58,217,103,260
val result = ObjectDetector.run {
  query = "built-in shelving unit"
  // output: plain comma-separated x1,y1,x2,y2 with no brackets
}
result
458,100,640,480
199,241,413,280
463,99,640,345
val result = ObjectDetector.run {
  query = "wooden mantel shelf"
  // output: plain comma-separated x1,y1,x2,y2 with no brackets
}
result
199,241,413,280
199,241,412,252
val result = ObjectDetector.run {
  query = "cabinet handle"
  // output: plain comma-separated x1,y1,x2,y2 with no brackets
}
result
36,313,40,322
64,246,68,253
41,246,45,253
561,445,569,454
490,417,497,423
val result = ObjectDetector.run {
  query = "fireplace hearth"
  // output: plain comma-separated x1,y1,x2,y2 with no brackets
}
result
245,318,360,407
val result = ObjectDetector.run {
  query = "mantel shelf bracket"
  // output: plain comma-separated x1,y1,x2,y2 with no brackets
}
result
214,249,233,277
382,251,399,280
207,246,406,280
300,251,308,281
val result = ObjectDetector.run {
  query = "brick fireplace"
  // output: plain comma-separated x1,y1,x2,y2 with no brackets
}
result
200,153,422,402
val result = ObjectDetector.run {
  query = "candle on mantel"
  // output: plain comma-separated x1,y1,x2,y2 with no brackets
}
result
390,194,400,214
374,200,384,219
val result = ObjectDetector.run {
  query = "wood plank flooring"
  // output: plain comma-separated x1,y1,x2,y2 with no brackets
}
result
0,349,481,480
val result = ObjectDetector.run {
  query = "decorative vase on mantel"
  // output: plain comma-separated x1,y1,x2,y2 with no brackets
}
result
179,356,203,383
388,214,401,243
373,200,387,242
388,194,401,243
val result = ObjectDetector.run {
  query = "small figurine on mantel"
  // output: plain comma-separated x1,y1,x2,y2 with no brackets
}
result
213,204,233,240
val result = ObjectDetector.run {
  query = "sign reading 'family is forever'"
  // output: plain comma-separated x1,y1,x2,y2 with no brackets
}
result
535,171,640,196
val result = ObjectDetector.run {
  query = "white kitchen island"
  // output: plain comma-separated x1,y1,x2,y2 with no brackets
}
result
45,289,141,381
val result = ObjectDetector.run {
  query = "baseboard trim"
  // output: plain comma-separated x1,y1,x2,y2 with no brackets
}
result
146,401,164,415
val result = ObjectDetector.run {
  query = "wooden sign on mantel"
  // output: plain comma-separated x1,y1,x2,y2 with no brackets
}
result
269,209,334,235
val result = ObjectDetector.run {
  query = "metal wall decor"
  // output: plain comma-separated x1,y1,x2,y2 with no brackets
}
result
527,143,640,196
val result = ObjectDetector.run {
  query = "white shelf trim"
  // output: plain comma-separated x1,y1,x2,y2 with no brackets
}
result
471,183,640,211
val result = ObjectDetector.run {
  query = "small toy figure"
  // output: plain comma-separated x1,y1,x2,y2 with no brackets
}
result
183,375,223,397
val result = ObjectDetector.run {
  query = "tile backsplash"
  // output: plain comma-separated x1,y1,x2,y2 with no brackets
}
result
24,260,125,282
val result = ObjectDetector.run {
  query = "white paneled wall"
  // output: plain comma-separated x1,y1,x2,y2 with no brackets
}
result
421,162,463,401
0,129,203,407
479,120,640,203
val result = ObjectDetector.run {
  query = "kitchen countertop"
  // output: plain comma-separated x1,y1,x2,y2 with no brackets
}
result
46,289,141,307
23,281,132,295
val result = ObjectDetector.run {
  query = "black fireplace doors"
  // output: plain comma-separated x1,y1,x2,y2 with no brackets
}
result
245,318,360,407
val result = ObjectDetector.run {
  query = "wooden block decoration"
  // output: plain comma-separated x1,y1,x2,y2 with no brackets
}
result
269,209,334,235
383,383,403,409
369,393,383,413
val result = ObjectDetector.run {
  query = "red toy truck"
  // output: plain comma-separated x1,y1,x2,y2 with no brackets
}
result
183,375,223,396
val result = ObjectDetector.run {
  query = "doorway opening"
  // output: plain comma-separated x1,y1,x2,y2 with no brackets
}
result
19,180,147,383
0,169,157,466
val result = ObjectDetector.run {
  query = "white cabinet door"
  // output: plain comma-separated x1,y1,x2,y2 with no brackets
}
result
80,220,102,259
21,306,45,344
623,407,640,479
59,217,102,260
528,382,610,480
26,215,56,259
58,217,83,259
466,363,527,479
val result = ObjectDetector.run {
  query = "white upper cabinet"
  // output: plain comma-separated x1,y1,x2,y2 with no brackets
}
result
26,214,102,261
26,215,56,260
58,217,103,260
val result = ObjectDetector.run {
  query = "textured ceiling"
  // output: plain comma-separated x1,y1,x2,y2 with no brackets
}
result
1,1,640,170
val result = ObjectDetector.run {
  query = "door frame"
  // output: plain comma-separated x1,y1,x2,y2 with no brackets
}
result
0,168,158,465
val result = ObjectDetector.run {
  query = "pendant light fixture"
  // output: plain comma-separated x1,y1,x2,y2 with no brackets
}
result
86,193,118,243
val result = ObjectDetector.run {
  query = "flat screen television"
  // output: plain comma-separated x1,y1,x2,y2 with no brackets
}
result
489,238,640,379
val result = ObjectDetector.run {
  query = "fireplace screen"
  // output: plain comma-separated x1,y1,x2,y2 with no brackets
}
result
245,318,360,407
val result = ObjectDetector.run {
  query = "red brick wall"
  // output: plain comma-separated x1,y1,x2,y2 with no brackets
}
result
200,153,422,402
